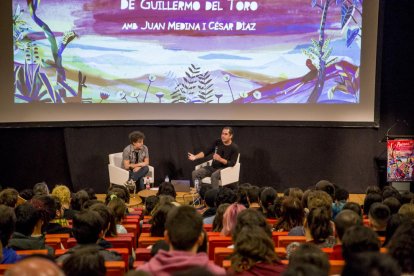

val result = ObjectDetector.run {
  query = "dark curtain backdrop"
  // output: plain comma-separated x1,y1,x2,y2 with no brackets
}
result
1,0,414,193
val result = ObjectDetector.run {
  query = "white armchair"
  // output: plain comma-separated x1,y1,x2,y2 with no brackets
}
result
108,152,154,186
195,154,240,186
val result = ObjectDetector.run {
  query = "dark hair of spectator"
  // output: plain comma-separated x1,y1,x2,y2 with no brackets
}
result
62,246,106,276
259,187,277,218
288,188,304,202
273,196,304,232
144,196,159,215
341,225,380,262
212,203,230,232
204,189,219,208
165,206,203,251
0,205,16,245
107,197,126,225
33,182,49,196
72,190,90,211
368,203,390,228
363,193,382,216
247,186,260,204
199,184,213,201
365,185,382,195
0,188,19,207
383,213,404,247
72,210,104,244
388,220,414,273
215,187,237,206
231,225,280,272
83,188,98,200
232,208,271,241
341,252,401,276
288,243,330,275
89,203,117,237
19,189,34,201
342,202,362,217
382,197,401,215
150,203,175,237
306,207,332,243
236,183,252,207
14,202,41,236
400,191,414,204
106,186,130,204
334,209,362,241
334,188,349,201
157,182,177,199
315,180,335,200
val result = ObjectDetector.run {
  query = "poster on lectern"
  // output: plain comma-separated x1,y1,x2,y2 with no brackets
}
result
387,140,414,182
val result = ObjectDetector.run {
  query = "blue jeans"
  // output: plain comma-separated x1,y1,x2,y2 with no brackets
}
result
129,166,149,191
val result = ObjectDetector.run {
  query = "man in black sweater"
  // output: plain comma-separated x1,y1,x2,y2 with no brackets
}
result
189,127,239,188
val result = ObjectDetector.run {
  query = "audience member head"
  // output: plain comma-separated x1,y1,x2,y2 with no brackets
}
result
334,188,349,202
51,185,71,207
341,252,401,276
315,180,335,200
6,256,64,276
368,203,390,231
231,225,280,273
382,186,402,202
382,196,401,215
334,209,362,242
215,187,237,206
398,203,414,220
307,190,332,213
400,191,414,204
282,263,327,276
151,202,176,237
82,199,102,210
273,196,284,218
144,196,159,215
19,189,34,201
384,213,404,246
341,225,380,262
388,220,414,274
62,246,106,276
157,182,177,199
83,187,98,200
288,243,329,275
246,186,260,205
363,193,382,216
89,203,117,237
105,186,129,204
274,196,304,232
212,203,230,232
165,206,203,251
259,187,277,217
72,210,103,244
305,207,332,243
0,188,19,207
204,189,219,208
33,182,49,196
232,208,271,242
0,205,16,247
14,202,41,236
301,188,315,210
288,187,304,202
107,197,126,225
365,185,381,195
31,195,60,229
199,184,213,203
236,183,252,207
221,203,246,236
342,202,362,217
72,190,90,211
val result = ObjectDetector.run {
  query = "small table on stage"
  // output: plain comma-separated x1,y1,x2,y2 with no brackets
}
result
137,188,199,205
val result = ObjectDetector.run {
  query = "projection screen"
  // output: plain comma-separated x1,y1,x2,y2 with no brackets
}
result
0,0,380,123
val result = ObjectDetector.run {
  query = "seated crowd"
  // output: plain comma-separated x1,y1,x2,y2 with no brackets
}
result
0,180,413,276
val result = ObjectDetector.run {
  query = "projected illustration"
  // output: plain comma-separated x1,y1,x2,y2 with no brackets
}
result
13,0,363,104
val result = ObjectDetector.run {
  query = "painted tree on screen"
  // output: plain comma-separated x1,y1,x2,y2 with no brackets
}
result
305,0,363,103
27,0,77,98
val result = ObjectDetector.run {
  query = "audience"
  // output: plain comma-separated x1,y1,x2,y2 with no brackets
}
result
6,256,64,276
0,205,21,264
236,183,252,208
383,213,404,246
212,203,230,232
368,202,390,236
287,243,330,276
398,203,414,220
221,203,246,236
150,202,176,237
259,187,278,218
303,207,335,248
342,201,362,217
363,193,382,216
33,182,49,196
107,196,128,234
56,210,121,263
341,225,380,262
144,195,159,216
332,209,362,259
137,205,226,275
157,182,177,201
341,252,401,276
202,189,218,223
332,187,349,219
315,180,335,201
288,187,304,202
197,184,213,214
230,225,285,275
88,203,117,248
246,186,261,210
273,196,304,232
0,188,19,207
51,185,75,219
388,220,414,274
382,196,401,215
62,246,106,276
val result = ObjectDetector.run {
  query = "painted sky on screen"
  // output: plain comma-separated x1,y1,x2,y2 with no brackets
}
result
13,0,363,104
